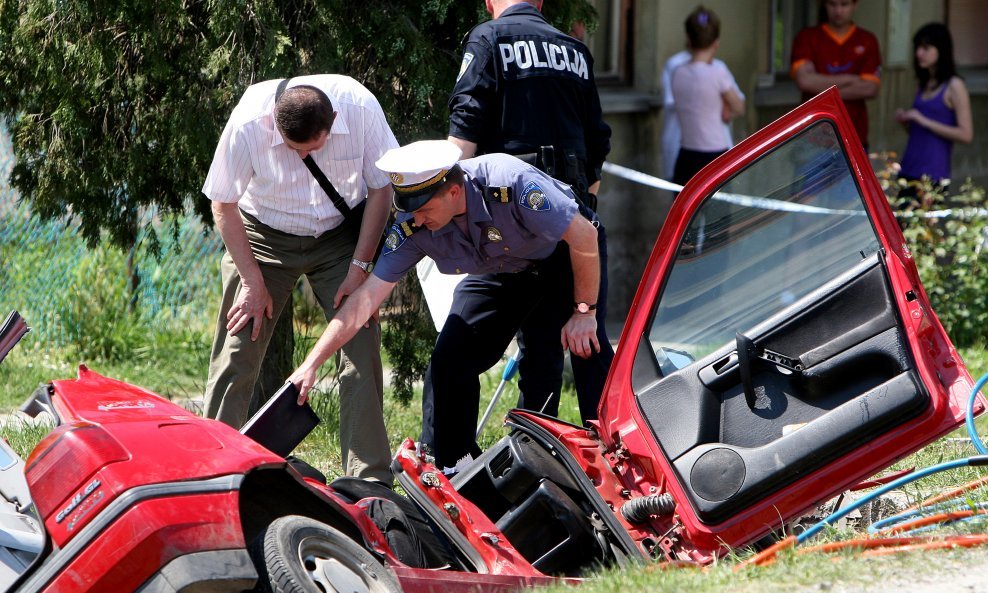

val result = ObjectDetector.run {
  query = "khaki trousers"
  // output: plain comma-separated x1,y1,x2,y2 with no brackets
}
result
203,212,390,483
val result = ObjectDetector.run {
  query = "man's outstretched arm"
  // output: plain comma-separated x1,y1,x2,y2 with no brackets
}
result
289,275,397,402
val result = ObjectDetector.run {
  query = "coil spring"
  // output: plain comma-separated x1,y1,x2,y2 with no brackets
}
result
620,493,675,523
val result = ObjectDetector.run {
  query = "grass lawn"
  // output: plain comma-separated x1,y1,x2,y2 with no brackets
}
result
2,330,987,591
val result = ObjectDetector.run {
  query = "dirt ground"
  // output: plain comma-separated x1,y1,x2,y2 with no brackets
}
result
811,547,988,593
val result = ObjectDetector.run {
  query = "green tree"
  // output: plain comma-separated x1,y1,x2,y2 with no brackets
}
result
0,0,596,404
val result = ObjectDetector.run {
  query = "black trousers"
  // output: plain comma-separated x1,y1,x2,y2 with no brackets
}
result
516,220,612,420
420,221,613,469
673,147,727,187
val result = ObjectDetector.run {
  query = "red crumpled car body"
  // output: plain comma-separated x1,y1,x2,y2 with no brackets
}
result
1,88,983,592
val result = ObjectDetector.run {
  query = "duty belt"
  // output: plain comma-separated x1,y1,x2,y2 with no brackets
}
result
513,147,597,215
514,146,589,195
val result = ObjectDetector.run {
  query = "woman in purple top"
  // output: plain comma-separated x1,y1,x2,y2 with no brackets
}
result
895,23,973,189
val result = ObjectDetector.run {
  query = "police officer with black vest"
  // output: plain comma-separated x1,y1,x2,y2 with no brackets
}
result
288,140,605,471
447,0,613,424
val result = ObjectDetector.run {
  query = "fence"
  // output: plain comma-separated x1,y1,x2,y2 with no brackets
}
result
0,125,223,347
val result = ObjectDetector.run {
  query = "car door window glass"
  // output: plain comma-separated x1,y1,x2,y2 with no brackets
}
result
649,122,881,373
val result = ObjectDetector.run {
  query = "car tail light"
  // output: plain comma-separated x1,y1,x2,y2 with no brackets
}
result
25,422,129,521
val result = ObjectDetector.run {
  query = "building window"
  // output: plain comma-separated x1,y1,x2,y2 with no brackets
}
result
586,0,634,85
767,0,818,79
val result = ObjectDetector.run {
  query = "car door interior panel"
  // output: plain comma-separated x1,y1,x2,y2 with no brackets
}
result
635,253,930,523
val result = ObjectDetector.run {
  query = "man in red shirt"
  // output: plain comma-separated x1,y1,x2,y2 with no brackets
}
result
791,0,881,147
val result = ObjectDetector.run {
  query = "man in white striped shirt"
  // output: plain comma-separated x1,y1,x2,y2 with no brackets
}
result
202,74,398,485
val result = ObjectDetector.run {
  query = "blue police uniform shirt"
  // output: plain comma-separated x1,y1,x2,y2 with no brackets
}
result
447,3,611,185
373,154,580,283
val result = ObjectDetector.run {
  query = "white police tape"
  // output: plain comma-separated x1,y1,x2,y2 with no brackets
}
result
899,206,988,219
601,162,863,216
601,161,987,220
601,162,682,193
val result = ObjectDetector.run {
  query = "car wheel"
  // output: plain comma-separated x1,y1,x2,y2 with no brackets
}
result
255,515,400,593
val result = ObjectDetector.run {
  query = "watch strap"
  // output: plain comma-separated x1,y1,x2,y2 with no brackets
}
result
351,258,374,273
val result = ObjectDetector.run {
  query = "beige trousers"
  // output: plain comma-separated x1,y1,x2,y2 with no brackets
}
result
203,211,390,483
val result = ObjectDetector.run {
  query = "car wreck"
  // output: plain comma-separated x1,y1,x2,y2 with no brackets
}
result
1,88,983,592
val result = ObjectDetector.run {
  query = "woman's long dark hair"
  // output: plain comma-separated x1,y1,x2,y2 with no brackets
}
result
913,22,958,90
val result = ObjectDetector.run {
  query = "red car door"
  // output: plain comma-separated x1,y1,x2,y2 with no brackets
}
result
596,88,984,562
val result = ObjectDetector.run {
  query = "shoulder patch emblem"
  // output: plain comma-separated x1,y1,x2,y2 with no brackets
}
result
519,181,550,212
382,224,407,256
457,52,475,82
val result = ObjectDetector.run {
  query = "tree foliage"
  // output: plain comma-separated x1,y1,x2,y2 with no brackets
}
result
0,0,596,403
0,0,595,242
0,0,469,244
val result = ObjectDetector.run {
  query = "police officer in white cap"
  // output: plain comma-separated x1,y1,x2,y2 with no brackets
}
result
288,139,604,472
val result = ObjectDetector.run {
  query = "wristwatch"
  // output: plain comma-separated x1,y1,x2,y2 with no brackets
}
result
351,258,374,273
574,302,597,314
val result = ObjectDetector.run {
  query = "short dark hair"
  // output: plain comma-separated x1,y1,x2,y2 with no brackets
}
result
275,85,335,143
913,22,958,90
435,164,465,197
685,6,720,50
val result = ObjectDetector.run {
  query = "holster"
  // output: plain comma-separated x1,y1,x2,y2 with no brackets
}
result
514,145,596,213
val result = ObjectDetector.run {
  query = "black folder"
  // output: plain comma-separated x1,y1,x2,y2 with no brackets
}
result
240,381,320,457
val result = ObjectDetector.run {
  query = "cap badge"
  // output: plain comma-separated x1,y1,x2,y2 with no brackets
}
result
486,226,503,242
390,172,404,185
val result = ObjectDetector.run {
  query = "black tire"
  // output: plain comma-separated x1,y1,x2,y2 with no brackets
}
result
255,515,401,593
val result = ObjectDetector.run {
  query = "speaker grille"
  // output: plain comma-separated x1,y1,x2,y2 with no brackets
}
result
690,448,745,502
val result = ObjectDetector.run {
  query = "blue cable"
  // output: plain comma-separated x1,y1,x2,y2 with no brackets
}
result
966,371,988,455
796,458,976,544
796,371,988,545
866,507,924,534
868,500,988,534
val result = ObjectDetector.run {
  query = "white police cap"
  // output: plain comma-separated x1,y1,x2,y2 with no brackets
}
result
375,140,463,212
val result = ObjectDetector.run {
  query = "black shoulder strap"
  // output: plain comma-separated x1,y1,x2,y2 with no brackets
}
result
483,185,512,203
302,155,353,217
275,77,354,218
275,77,290,102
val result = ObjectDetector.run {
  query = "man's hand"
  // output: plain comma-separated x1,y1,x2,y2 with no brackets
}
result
334,265,379,326
288,364,318,405
212,201,272,341
561,313,599,359
226,281,274,340
288,275,397,406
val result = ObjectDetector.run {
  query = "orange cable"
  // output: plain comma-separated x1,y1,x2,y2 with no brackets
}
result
799,536,923,554
736,517,988,568
903,475,988,513
879,509,987,535
733,535,796,570
859,534,988,557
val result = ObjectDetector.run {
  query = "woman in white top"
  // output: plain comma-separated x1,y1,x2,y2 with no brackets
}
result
670,6,745,187
661,50,745,181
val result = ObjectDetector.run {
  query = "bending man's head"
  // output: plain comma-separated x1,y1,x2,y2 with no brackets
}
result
376,140,465,230
275,84,336,145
